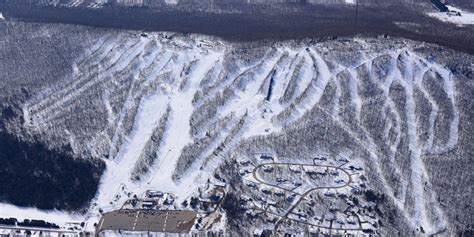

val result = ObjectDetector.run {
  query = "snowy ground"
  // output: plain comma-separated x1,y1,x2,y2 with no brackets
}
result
428,5,474,25
0,203,82,225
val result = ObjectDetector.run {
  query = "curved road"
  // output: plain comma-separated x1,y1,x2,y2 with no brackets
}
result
250,160,362,233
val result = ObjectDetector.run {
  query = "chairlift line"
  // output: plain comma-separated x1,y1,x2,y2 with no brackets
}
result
147,149,172,185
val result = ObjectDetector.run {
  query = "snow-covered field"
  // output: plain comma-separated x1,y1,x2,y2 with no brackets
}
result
428,4,474,25
0,203,82,225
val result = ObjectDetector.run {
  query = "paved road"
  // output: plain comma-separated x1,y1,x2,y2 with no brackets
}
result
252,162,352,196
250,160,361,233
0,225,79,234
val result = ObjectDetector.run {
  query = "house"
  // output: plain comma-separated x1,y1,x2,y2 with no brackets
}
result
324,191,335,197
199,191,212,202
215,181,226,188
287,194,296,202
289,165,302,173
337,157,348,162
296,212,308,219
351,187,362,195
275,190,285,196
317,171,327,176
241,195,252,202
266,199,277,207
239,159,251,166
347,219,357,225
314,155,327,161
263,166,274,172
305,170,317,175
146,190,164,198
163,193,175,205
246,182,257,188
253,229,272,237
142,200,157,208
266,217,278,223
239,169,250,176
330,170,339,176
247,210,259,218
259,154,273,160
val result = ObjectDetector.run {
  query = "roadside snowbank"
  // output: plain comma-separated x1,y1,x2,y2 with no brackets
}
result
0,203,82,225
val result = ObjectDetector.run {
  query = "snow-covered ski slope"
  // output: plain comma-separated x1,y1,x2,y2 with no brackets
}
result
36,0,109,8
34,0,358,8
20,34,460,234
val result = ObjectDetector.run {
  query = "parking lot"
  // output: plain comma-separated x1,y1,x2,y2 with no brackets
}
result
97,209,196,234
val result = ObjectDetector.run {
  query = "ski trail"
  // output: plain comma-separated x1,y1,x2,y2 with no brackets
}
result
102,89,115,125
410,52,459,154
221,50,287,138
347,69,362,122
192,49,275,109
106,46,174,160
394,52,430,232
41,39,158,127
24,36,119,117
313,101,411,224
432,65,459,153
144,51,222,202
93,41,175,208
285,48,332,124
279,52,302,103
289,53,314,104
167,116,236,197
414,62,439,152
28,38,149,125
270,50,297,104
366,52,406,204
93,89,169,211
333,76,342,117
66,0,83,7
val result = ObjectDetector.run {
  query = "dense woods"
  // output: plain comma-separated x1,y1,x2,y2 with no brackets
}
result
0,130,105,210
